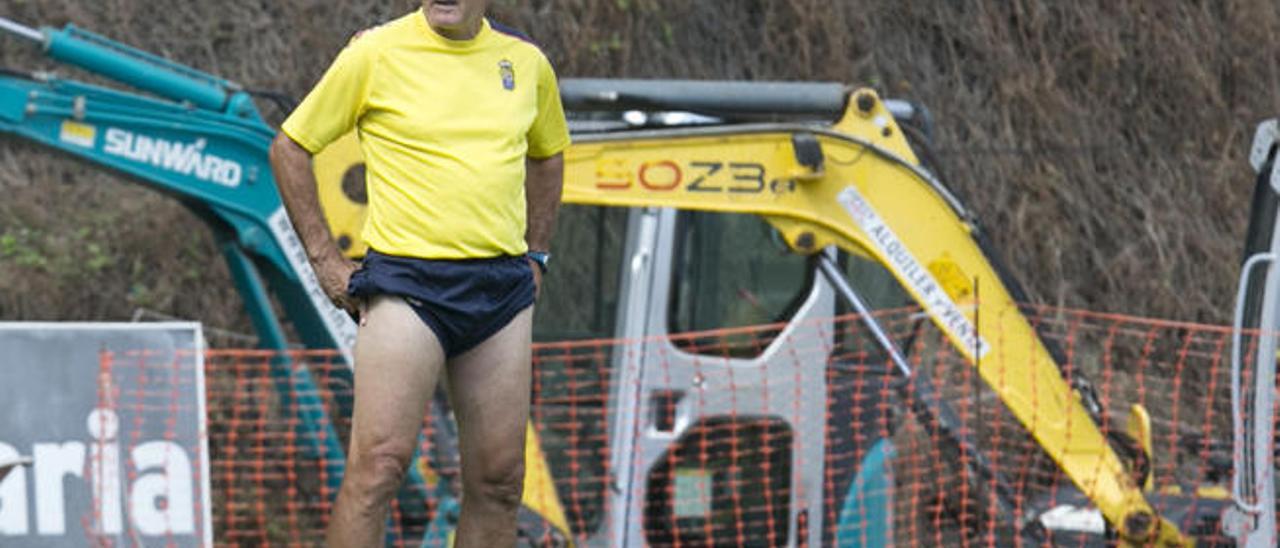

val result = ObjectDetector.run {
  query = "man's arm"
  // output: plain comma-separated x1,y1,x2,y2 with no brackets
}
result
269,133,359,314
525,152,565,292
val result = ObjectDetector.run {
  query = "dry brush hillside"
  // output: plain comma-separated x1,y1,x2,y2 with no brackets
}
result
2,0,1279,339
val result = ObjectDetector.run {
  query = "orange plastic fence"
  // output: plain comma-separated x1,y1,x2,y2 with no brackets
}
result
95,306,1252,546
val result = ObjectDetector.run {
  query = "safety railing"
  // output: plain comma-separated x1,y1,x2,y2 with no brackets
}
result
92,306,1256,546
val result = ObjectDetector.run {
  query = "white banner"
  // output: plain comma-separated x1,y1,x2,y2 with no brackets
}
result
0,323,211,547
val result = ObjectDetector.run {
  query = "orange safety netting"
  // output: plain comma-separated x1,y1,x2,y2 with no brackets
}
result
95,306,1255,546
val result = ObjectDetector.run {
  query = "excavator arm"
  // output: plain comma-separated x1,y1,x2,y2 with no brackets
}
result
0,17,456,538
566,90,1183,545
0,20,355,360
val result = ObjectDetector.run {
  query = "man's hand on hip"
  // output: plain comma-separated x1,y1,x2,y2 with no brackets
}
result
317,256,361,316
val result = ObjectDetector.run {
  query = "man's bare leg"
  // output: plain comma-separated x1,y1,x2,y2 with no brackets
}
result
447,307,534,548
328,296,446,547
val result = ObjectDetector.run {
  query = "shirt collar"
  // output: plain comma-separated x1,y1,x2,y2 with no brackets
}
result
416,9,492,49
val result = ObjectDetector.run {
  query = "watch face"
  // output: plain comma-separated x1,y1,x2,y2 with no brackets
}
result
529,252,549,272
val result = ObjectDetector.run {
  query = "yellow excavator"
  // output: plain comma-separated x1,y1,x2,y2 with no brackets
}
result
314,79,1237,546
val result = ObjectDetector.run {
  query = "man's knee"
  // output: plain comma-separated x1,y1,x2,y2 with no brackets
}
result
349,441,415,497
464,457,525,510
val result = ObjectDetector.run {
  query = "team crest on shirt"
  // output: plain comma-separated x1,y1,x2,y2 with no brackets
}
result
498,60,516,91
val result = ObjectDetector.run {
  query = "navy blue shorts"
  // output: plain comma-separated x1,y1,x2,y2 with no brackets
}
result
346,250,536,358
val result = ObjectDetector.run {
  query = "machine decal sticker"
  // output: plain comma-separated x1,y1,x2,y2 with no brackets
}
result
837,186,990,358
58,120,96,148
595,159,790,195
103,128,242,188
928,255,975,302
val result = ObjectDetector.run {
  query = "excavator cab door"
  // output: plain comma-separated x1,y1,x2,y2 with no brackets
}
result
602,207,834,547
587,206,908,547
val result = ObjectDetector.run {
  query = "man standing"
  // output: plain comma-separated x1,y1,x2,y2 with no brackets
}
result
268,0,568,546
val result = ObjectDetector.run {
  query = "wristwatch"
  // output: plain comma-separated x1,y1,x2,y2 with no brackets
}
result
527,251,550,274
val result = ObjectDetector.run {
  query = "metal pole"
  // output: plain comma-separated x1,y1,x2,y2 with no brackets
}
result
1248,261,1278,548
0,17,44,43
817,255,913,377
561,78,848,119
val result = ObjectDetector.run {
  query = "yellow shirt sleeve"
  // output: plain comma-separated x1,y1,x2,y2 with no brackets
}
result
526,55,571,159
281,37,376,154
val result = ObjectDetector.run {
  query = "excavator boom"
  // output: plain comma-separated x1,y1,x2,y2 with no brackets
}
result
566,93,1181,544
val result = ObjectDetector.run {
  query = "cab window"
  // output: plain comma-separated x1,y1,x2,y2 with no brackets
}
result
668,211,813,357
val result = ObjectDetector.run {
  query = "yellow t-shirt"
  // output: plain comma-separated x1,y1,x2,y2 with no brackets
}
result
281,11,570,259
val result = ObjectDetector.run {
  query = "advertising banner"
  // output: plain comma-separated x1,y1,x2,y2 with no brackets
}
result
0,323,211,547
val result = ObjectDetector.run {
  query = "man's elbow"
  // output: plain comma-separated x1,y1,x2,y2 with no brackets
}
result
269,133,308,167
528,152,564,175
